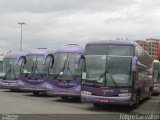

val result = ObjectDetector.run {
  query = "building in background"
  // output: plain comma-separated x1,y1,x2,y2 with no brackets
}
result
136,38,160,61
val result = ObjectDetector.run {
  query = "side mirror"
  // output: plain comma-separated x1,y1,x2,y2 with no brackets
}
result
16,57,21,65
132,56,137,72
44,55,54,68
16,57,26,65
81,55,85,59
50,56,54,69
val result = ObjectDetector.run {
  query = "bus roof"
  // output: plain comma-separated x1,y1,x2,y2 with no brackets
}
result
0,50,12,61
55,44,84,54
4,52,26,59
27,48,55,56
86,40,138,46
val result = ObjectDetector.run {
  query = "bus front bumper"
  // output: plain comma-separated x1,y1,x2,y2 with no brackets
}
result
47,89,81,97
19,85,47,92
47,91,80,97
81,94,132,105
18,82,47,92
0,80,20,89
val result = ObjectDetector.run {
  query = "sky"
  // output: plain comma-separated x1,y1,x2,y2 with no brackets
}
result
0,0,160,51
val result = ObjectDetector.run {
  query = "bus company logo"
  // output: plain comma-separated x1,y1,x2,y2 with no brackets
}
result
42,83,52,89
102,89,114,92
102,89,114,96
2,114,18,120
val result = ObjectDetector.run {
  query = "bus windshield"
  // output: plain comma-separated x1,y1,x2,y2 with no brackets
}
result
0,58,19,80
106,56,132,87
83,44,133,87
23,55,47,78
83,55,132,87
84,55,106,86
51,53,81,80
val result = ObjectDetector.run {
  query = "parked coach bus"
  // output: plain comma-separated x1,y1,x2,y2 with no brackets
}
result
0,50,12,82
18,48,55,95
0,52,26,91
0,56,3,77
153,60,160,94
81,40,153,107
46,44,84,100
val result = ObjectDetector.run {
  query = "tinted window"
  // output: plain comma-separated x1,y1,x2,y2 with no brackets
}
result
108,45,133,56
135,46,153,66
85,45,108,55
86,44,133,56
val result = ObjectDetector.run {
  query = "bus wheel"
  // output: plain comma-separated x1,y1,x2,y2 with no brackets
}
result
134,94,140,108
61,97,68,100
10,89,16,92
33,92,39,95
147,89,152,99
93,103,101,107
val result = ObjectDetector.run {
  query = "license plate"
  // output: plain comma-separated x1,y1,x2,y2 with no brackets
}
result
60,91,67,94
100,99,109,103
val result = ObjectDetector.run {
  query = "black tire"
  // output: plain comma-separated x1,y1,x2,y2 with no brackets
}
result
93,103,101,107
10,89,16,92
61,96,68,100
147,89,152,100
153,92,160,96
133,94,140,108
33,92,39,95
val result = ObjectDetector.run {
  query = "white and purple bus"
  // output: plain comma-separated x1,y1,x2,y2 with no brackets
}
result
81,40,153,107
153,60,160,94
0,52,26,91
46,44,84,99
18,48,55,95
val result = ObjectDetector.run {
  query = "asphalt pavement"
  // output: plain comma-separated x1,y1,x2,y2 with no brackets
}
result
0,89,159,120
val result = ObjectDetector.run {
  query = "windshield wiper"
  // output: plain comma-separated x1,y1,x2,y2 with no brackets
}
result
106,71,119,87
96,72,105,83
26,60,41,79
54,59,67,79
54,55,73,79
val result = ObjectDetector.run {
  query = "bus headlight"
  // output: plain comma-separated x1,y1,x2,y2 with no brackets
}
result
118,93,132,97
81,91,92,95
75,86,81,91
42,83,52,89
18,81,25,86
